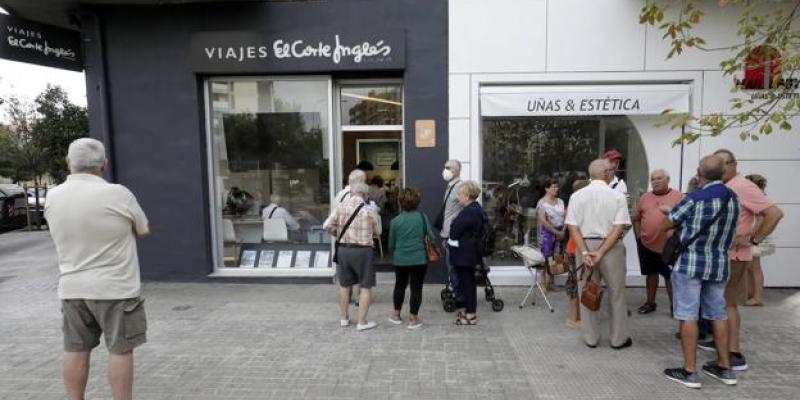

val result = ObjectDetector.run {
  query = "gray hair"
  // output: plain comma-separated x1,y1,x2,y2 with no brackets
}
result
351,182,369,197
699,155,725,181
445,159,462,175
67,138,107,173
588,159,610,180
650,169,670,179
457,180,481,200
348,169,366,185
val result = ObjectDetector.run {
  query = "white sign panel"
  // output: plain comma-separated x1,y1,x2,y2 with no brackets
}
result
480,84,691,117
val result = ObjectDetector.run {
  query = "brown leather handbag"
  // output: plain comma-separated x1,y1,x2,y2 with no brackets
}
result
579,264,604,311
547,253,571,276
421,212,442,262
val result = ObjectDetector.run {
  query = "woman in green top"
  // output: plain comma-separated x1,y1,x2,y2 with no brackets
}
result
388,187,438,329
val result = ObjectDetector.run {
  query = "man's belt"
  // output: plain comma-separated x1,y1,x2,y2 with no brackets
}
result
339,243,372,248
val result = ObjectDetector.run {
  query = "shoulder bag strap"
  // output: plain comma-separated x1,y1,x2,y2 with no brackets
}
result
268,206,278,219
420,211,428,235
680,189,732,249
337,203,366,244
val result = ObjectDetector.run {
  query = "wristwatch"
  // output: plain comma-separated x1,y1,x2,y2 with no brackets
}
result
581,250,589,256
750,237,760,246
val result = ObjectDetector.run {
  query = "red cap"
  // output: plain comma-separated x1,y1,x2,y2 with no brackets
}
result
603,149,623,160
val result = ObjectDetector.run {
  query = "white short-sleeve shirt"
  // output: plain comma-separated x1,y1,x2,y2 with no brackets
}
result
45,174,149,300
565,180,631,238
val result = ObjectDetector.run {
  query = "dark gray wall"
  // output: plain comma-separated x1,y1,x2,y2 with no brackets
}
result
82,0,449,281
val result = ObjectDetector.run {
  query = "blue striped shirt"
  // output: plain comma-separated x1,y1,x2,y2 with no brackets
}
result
668,181,740,282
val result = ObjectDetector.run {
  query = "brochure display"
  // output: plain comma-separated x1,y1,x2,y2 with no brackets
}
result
235,243,332,270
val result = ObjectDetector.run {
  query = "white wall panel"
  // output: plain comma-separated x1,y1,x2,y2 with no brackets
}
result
767,204,800,248
735,161,800,204
449,0,547,73
548,0,645,72
645,6,740,71
762,248,800,287
449,74,471,118
448,119,471,162
699,130,800,161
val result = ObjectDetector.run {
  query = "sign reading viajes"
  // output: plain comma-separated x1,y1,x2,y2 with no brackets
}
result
191,30,405,73
0,14,83,71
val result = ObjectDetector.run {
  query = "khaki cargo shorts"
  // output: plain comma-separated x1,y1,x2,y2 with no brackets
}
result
61,297,147,354
725,261,749,306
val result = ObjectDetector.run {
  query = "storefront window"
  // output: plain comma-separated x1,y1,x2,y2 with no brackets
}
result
209,78,332,270
340,85,402,126
481,116,647,266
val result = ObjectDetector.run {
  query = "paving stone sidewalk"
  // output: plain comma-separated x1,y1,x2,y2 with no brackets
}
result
1,231,799,400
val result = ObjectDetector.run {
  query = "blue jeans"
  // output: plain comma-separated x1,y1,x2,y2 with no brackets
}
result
671,271,728,321
445,246,463,301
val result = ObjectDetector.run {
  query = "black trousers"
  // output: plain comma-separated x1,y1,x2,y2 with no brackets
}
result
393,265,428,315
455,266,478,314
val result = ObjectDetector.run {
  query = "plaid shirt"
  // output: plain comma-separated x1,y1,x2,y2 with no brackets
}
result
668,181,740,282
324,195,381,246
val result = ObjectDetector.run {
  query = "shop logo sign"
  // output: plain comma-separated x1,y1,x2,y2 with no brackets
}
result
192,30,404,72
0,14,83,71
734,45,799,98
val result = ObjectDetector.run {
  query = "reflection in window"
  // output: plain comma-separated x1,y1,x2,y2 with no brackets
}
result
210,79,331,268
481,116,647,266
340,85,402,125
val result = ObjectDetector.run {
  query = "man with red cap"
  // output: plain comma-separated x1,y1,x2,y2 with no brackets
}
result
604,149,630,201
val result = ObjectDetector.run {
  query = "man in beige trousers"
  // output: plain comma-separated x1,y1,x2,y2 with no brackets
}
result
566,158,632,349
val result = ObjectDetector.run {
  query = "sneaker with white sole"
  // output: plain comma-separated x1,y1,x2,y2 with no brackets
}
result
730,352,749,371
340,319,350,327
387,315,403,325
356,321,377,331
664,368,702,389
698,339,717,352
702,362,737,385
408,320,423,330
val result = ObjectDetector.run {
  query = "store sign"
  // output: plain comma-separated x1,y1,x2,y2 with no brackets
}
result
0,14,83,72
191,30,405,73
480,85,691,117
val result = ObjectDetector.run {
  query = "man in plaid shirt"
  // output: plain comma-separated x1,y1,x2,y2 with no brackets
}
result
662,155,740,389
324,182,381,331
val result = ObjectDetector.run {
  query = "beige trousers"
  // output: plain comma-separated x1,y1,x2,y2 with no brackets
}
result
577,239,628,347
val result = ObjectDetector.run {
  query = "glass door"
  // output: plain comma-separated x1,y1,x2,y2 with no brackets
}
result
335,81,403,266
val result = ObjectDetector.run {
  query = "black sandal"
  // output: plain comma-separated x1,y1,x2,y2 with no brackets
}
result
455,315,478,325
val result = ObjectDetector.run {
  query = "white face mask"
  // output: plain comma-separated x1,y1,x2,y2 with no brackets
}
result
442,169,454,181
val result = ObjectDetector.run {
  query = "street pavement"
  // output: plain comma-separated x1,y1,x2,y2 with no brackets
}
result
1,230,799,400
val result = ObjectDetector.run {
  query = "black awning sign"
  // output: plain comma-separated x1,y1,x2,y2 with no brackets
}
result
191,30,405,73
0,14,83,72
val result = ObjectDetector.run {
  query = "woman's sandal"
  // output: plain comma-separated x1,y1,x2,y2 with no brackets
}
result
455,315,478,325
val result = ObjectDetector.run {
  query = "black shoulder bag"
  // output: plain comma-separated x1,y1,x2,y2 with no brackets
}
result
662,189,731,267
333,203,366,264
433,184,457,231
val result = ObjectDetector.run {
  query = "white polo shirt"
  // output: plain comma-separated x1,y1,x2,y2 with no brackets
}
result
565,180,630,238
45,174,149,300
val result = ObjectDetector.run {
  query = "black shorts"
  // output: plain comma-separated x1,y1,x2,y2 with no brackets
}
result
637,241,671,278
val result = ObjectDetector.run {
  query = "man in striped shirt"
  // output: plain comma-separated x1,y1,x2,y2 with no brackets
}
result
662,155,740,389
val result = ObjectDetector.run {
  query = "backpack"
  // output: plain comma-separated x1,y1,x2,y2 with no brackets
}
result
478,211,495,257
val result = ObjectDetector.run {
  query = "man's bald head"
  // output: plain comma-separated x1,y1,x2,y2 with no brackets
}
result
698,155,725,182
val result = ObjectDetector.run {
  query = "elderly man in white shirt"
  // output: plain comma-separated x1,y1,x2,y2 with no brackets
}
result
566,158,632,350
45,138,150,400
261,194,300,231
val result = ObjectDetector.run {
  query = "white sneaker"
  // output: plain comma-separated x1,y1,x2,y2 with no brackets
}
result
388,315,403,325
408,320,423,330
340,319,350,327
356,321,377,331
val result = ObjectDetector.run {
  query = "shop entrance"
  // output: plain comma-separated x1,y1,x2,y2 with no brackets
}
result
481,115,648,267
336,82,404,266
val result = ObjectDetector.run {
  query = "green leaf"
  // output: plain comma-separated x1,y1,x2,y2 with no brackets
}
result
780,121,792,131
